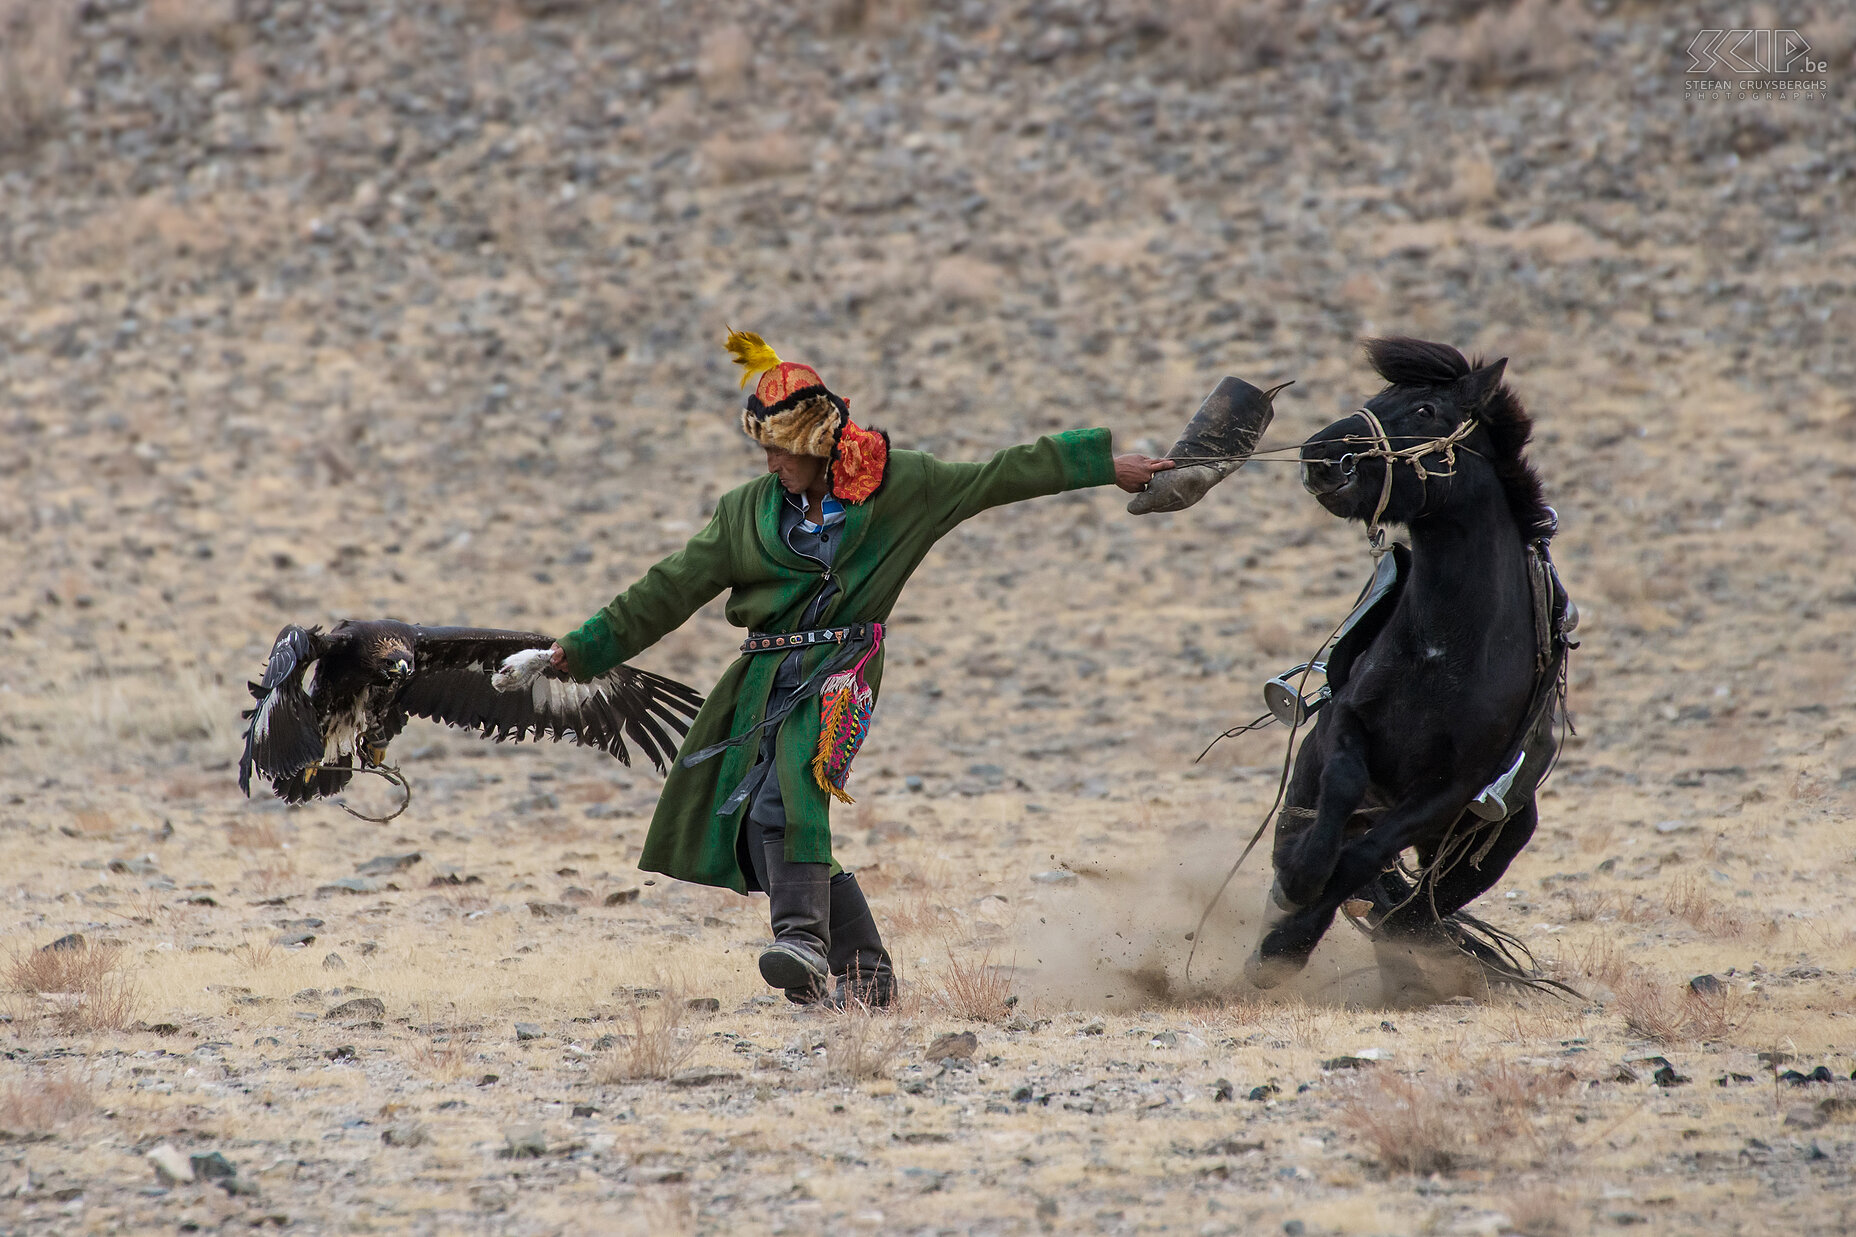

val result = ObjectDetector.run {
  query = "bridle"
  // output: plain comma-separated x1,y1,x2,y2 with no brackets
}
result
1341,407,1481,554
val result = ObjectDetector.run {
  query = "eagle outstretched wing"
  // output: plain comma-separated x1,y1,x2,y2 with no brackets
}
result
238,624,327,797
396,627,706,774
238,622,706,809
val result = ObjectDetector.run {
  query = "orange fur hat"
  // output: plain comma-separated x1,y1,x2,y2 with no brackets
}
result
726,329,888,503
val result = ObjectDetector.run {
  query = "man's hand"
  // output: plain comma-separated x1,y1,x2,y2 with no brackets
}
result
548,642,567,670
1113,454,1176,493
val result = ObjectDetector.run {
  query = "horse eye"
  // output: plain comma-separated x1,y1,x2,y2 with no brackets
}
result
1415,404,1435,418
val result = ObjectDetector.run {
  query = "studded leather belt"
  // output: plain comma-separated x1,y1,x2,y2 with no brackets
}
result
740,622,876,655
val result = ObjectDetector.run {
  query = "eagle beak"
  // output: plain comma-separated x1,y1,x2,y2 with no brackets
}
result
390,658,413,678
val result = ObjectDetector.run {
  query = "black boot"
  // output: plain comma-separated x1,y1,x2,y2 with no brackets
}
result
757,837,831,1004
826,872,895,1009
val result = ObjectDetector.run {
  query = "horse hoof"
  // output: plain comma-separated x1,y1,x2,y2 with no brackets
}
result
1244,947,1305,990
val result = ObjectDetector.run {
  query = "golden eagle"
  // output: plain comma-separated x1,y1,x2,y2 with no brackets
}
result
238,620,703,815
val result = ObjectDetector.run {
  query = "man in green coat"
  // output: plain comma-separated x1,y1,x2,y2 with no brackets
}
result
549,331,1173,1007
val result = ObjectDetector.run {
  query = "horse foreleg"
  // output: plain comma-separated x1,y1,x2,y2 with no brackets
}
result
1278,710,1370,908
1246,713,1370,988
1251,781,1471,986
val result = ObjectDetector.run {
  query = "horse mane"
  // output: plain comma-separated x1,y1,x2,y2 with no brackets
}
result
1364,337,1554,540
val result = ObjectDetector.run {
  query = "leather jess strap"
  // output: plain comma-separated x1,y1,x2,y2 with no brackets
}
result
740,623,874,655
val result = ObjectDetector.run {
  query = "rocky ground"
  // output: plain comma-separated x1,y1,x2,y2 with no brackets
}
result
2,0,1854,1233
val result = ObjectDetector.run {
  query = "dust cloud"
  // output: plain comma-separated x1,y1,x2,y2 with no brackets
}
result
1012,838,1486,1012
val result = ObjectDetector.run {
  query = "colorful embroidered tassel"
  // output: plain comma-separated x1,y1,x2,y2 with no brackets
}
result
813,626,882,803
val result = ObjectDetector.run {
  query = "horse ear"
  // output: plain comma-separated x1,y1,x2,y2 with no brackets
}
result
1457,358,1508,411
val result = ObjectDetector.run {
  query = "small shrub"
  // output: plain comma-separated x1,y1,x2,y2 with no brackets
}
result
144,0,238,45
1341,1060,1577,1176
0,0,75,152
0,1069,93,1135
597,988,702,1082
232,937,278,970
5,939,141,1032
1613,968,1740,1044
820,1009,911,1083
1425,0,1591,88
935,950,1014,1023
1503,1184,1577,1237
408,1038,476,1082
1339,1072,1466,1175
701,131,806,186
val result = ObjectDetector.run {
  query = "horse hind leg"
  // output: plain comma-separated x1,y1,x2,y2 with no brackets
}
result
1369,801,1543,1000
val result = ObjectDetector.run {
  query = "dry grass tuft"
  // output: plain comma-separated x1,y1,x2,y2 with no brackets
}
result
934,950,1015,1022
1562,935,1626,989
1661,873,1774,941
701,131,806,185
232,937,279,970
597,987,703,1082
5,939,141,1032
144,0,239,45
1613,968,1740,1044
1157,0,1297,84
1424,0,1591,88
1503,1183,1578,1237
1341,1060,1577,1176
1340,1071,1467,1175
885,892,960,941
0,1068,94,1136
820,1008,912,1082
228,820,287,851
408,1037,477,1082
0,0,75,152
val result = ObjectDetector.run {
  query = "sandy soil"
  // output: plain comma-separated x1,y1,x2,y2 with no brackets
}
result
2,1,1854,1233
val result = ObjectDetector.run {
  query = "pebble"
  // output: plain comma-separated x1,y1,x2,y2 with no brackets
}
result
514,1022,543,1041
1321,1055,1376,1071
317,877,380,896
41,933,86,953
325,996,386,1021
1031,869,1077,885
685,997,721,1013
146,1144,193,1185
925,1031,978,1062
527,901,577,918
322,952,346,971
273,931,317,946
356,852,422,876
1688,974,1724,995
189,1152,236,1182
381,1122,429,1147
502,1127,547,1159
603,888,640,906
669,1067,741,1088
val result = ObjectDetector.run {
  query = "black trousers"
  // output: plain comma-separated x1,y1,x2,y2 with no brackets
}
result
740,724,892,989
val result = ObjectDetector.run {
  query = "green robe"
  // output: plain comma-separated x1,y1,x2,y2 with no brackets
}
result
558,427,1116,892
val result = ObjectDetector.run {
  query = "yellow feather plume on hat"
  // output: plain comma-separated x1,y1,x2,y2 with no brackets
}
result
724,327,782,389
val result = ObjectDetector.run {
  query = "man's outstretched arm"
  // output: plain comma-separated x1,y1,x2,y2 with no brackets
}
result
923,427,1172,530
551,504,734,680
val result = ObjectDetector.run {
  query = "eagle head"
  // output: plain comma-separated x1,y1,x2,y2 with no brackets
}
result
372,637,416,681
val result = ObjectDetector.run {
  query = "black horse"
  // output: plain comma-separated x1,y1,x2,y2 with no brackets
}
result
1246,338,1574,993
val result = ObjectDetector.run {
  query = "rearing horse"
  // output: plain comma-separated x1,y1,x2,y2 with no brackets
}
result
1247,338,1573,993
